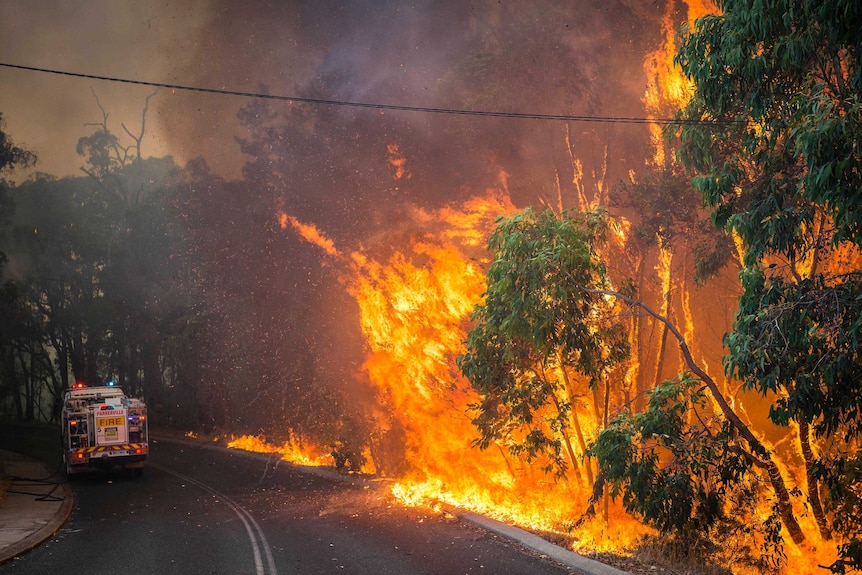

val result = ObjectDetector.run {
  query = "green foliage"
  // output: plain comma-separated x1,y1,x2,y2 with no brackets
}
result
594,377,733,530
726,269,862,438
675,0,862,262
590,375,785,569
0,152,182,420
56,97,189,408
76,129,122,183
0,117,39,420
820,453,862,573
0,113,35,175
674,0,862,566
610,165,735,283
459,207,629,474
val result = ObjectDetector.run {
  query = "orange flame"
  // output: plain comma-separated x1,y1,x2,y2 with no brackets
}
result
387,143,411,181
278,211,340,258
228,434,333,467
232,3,841,570
240,187,701,561
643,0,718,166
274,189,640,538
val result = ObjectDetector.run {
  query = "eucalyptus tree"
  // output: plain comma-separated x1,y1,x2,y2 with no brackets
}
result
463,206,799,570
0,94,182,422
72,91,181,403
673,0,862,570
458,208,630,484
0,114,35,174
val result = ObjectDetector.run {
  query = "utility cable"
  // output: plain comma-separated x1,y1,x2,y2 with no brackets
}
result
0,61,722,126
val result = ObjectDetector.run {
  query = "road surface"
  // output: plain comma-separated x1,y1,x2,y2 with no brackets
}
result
1,435,580,574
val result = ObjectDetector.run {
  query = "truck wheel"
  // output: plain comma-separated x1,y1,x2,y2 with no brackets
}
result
64,454,78,482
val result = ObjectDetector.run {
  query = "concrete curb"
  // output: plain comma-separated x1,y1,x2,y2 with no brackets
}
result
449,508,631,575
0,495,74,565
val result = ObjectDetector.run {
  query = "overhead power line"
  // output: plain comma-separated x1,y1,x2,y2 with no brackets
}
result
1,61,707,126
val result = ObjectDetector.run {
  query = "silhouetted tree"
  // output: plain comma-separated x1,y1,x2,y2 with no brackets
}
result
0,114,38,420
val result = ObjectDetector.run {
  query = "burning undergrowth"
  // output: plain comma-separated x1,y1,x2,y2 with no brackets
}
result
216,180,654,557
181,1,848,571
207,0,712,562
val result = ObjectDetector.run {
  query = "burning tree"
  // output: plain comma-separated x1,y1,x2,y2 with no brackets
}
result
460,205,798,570
476,2,862,573
465,1,861,570
466,0,862,570
674,0,862,571
458,207,630,487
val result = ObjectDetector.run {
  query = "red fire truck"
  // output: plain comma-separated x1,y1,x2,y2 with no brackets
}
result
61,382,149,478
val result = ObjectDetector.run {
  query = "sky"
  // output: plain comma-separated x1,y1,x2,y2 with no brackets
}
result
0,0,670,187
0,1,466,180
0,1,211,178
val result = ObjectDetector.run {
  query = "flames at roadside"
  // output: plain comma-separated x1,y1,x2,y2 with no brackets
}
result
224,2,842,571
222,0,709,561
241,185,653,553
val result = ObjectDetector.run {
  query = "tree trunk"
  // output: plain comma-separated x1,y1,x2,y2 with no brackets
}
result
17,345,34,421
633,256,646,412
798,418,831,540
495,444,518,481
653,245,674,389
569,405,593,485
549,389,584,484
603,289,807,545
1,347,24,421
652,308,672,390
557,361,594,485
141,321,163,404
759,457,806,545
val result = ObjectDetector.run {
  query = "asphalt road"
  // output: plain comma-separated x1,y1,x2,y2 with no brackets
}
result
0,436,579,575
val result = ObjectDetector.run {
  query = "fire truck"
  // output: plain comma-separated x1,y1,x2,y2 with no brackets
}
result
61,382,149,478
